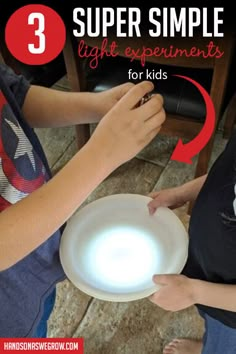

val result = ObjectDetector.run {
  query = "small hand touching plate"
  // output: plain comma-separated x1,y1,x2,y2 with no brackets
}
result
59,194,188,302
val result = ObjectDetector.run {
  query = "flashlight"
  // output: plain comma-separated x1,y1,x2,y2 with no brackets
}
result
138,93,153,107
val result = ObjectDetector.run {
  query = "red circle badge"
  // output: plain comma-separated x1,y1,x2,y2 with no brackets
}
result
5,4,66,65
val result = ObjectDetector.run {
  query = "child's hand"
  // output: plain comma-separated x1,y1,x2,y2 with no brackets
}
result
88,81,165,171
148,175,208,214
149,274,196,311
94,83,135,118
148,186,187,215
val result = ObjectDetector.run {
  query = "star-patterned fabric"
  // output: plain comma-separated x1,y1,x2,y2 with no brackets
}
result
0,93,47,207
0,64,65,337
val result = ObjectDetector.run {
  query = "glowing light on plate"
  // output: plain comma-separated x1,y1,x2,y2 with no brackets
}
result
84,226,162,288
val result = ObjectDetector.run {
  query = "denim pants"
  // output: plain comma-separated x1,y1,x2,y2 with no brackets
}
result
34,288,56,338
200,310,236,354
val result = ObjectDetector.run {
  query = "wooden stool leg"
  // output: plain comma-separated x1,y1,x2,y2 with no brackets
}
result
223,93,236,139
187,136,215,215
75,125,91,148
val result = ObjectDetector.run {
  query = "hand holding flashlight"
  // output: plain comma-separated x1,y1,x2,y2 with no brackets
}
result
88,81,166,171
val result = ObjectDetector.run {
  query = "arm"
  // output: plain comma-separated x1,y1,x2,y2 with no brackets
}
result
22,83,133,128
148,174,207,214
0,143,108,270
177,174,207,203
193,279,236,312
0,81,166,271
150,274,236,313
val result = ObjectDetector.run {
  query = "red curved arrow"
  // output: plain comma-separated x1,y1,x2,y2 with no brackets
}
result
170,75,215,164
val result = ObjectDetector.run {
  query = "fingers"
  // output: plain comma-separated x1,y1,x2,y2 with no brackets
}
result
152,274,170,285
116,81,154,110
135,94,164,120
148,191,160,198
135,95,165,142
144,108,166,132
148,201,160,215
145,112,166,140
148,198,182,214
117,82,135,98
149,294,158,304
147,191,161,215
148,198,161,215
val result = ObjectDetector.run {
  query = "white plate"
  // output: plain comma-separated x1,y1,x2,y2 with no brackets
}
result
59,194,189,302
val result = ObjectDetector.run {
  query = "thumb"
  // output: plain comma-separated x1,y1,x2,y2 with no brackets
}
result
148,198,162,215
152,274,170,285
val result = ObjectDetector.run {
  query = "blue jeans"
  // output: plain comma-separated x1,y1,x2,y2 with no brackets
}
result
34,288,56,338
200,310,236,354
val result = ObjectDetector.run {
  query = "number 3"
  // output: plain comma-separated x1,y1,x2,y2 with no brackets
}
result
28,12,45,54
